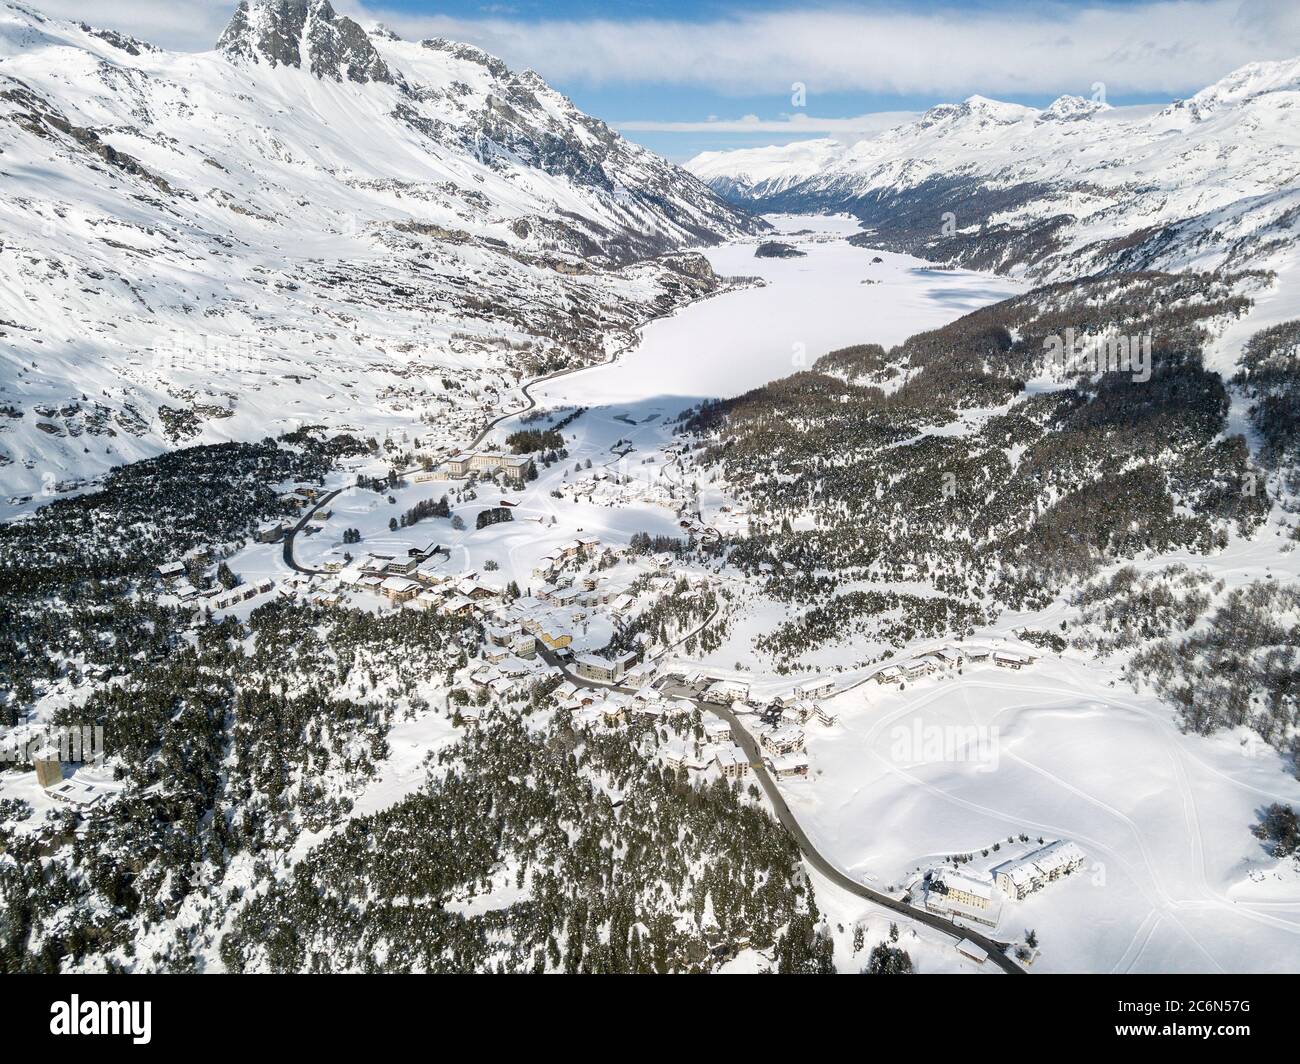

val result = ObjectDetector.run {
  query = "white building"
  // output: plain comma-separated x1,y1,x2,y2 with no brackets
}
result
767,752,809,778
761,724,805,756
992,840,1085,900
574,651,637,683
714,744,749,780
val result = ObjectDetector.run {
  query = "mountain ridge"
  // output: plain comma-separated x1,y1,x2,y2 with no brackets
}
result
688,56,1300,284
0,0,762,509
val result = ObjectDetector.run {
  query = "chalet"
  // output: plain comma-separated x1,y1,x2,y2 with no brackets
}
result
442,595,476,617
157,561,186,582
796,677,836,700
904,658,936,680
875,665,904,685
702,718,732,744
767,752,809,778
815,703,839,727
783,699,818,724
715,745,749,780
663,740,691,773
935,647,964,669
955,939,988,965
256,521,285,544
703,679,750,705
512,634,537,659
415,561,450,586
530,622,573,651
964,646,993,663
458,578,499,602
487,623,521,647
379,576,420,603
994,650,1035,670
386,557,420,576
761,725,805,756
359,554,394,576
621,663,653,688
488,676,518,699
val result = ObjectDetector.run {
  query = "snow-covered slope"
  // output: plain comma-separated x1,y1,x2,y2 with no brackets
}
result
688,60,1300,283
0,0,761,505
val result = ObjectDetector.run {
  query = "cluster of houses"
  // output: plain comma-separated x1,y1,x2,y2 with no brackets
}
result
211,579,277,612
531,536,602,581
553,467,678,511
155,556,278,610
923,838,1087,929
873,645,1036,686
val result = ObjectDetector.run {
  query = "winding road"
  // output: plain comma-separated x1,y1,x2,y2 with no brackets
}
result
544,648,1023,975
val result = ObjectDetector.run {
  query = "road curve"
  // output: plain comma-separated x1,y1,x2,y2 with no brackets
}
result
283,359,606,575
546,651,1023,975
699,696,1022,975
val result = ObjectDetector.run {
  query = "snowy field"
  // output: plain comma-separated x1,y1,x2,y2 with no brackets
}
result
798,656,1300,973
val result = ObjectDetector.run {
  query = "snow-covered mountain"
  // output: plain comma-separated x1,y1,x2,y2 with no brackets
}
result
689,60,1300,283
0,0,761,505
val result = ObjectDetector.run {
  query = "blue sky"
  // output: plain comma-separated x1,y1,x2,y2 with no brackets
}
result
49,0,1300,160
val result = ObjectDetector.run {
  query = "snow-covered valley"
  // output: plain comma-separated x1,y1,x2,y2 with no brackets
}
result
4,0,1300,980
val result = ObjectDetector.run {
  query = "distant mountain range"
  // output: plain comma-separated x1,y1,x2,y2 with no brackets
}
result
0,0,760,502
689,59,1300,283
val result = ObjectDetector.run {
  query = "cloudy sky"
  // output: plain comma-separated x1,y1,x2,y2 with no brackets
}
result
30,0,1300,159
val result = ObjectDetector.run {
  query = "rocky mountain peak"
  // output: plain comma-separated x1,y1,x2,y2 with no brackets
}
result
217,0,397,85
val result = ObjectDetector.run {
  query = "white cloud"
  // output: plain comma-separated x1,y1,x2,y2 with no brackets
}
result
29,0,235,51
31,0,1300,99
350,0,1300,97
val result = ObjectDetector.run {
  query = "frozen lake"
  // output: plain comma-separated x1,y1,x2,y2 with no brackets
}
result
527,213,1024,413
